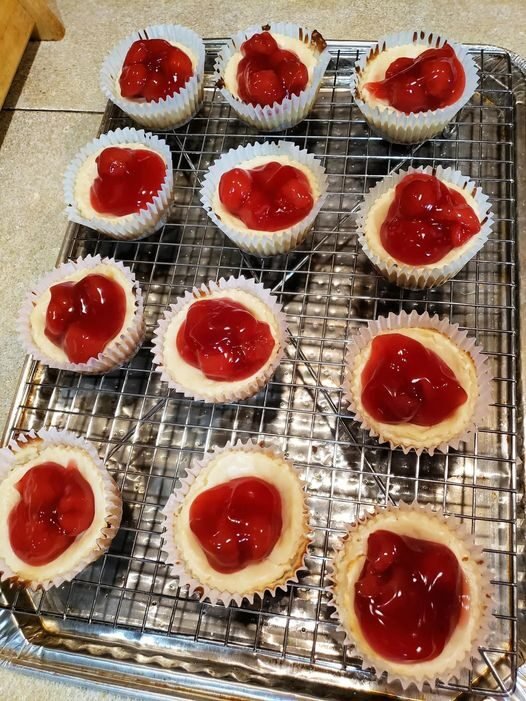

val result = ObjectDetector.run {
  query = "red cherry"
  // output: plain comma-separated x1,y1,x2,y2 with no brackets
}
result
385,56,414,79
119,63,148,98
123,40,149,66
96,146,134,179
143,72,170,102
245,68,286,106
17,466,64,512
280,177,314,210
242,31,279,57
398,176,440,218
218,167,252,213
161,46,193,85
276,59,309,96
390,74,428,113
45,282,78,339
420,58,454,99
63,323,107,363
142,38,171,58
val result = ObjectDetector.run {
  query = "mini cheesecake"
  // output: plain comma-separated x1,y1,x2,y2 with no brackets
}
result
0,429,122,590
20,255,144,374
162,442,309,603
330,503,491,688
151,277,287,403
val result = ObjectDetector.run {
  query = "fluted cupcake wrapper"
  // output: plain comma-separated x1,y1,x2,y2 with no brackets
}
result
161,440,310,606
0,428,122,591
350,30,479,144
215,22,331,132
100,24,205,130
327,501,494,691
64,127,173,240
357,165,494,289
17,254,145,374
151,275,288,402
200,140,328,256
342,310,492,454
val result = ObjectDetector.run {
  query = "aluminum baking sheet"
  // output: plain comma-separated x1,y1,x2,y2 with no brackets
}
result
1,39,525,701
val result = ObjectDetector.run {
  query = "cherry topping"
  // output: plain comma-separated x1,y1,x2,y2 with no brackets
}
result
8,461,95,567
189,476,282,573
45,273,127,364
354,530,465,663
380,173,480,265
119,38,193,102
361,333,468,426
219,161,314,232
90,146,166,217
237,31,309,106
176,297,275,382
364,44,466,114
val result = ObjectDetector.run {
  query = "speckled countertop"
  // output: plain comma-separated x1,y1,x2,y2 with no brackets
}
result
0,0,524,698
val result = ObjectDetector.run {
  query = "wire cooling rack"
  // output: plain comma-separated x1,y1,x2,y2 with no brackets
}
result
1,40,524,701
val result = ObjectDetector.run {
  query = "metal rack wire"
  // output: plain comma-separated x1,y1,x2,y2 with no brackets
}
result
0,40,523,699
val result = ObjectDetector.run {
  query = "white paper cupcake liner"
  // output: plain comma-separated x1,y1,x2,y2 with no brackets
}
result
214,22,331,131
357,165,493,289
0,428,122,591
151,276,288,402
161,440,310,606
64,127,173,240
17,254,145,375
200,140,328,256
100,24,205,130
342,310,492,454
327,501,493,690
350,30,479,144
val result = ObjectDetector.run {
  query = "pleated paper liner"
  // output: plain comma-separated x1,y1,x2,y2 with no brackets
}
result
350,30,479,144
100,24,205,130
200,140,328,256
214,22,331,131
357,164,493,289
328,501,493,690
161,440,310,605
342,310,492,454
64,127,173,240
18,254,145,374
151,276,288,403
0,428,122,590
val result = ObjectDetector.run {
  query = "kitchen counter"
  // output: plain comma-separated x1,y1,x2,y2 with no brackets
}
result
0,0,524,698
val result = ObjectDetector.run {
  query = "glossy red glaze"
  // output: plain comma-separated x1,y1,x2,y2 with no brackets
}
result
8,461,95,567
379,173,480,265
364,43,465,114
45,273,127,364
90,146,166,217
236,31,309,106
176,297,275,381
354,529,466,663
119,38,193,102
189,476,282,573
361,333,468,425
218,161,314,232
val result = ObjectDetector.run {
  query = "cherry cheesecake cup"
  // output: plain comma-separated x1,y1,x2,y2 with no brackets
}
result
100,24,205,130
64,127,173,240
18,254,145,374
215,22,331,132
329,502,492,690
162,440,310,605
0,428,122,590
350,30,479,144
200,140,328,256
151,276,288,403
342,310,492,455
357,165,493,289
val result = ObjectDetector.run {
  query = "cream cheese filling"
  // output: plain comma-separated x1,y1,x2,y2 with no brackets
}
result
212,154,321,235
334,510,483,678
364,178,481,269
163,288,280,396
172,450,306,593
0,444,109,582
358,44,429,111
30,263,136,364
75,142,168,222
350,327,478,448
116,40,198,102
224,32,317,99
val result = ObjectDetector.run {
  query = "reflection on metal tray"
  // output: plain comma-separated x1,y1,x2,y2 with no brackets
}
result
1,39,525,701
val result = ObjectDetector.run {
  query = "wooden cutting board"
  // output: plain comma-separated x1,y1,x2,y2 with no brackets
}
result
0,0,64,107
